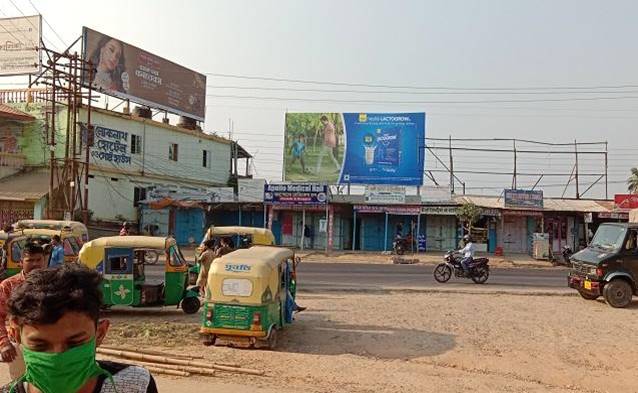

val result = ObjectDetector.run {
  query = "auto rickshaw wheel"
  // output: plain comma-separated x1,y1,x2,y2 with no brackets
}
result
181,296,201,314
202,334,216,346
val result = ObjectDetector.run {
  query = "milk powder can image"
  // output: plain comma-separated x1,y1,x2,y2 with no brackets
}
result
363,132,376,165
375,127,401,167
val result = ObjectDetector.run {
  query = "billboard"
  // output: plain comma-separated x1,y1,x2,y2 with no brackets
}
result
504,189,544,209
264,183,328,205
284,112,425,185
614,194,638,209
82,27,206,121
0,15,41,75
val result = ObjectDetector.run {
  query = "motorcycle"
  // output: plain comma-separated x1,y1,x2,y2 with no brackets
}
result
392,235,412,255
561,245,572,264
433,250,490,284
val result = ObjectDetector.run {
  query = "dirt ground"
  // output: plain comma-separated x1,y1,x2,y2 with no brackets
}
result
2,291,633,392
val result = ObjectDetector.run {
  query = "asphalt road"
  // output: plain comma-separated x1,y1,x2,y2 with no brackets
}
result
145,262,569,291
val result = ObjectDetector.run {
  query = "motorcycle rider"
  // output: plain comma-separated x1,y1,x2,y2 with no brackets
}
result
459,234,476,275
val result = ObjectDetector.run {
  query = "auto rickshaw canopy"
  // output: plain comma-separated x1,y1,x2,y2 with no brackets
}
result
204,226,275,245
207,246,294,305
79,236,177,269
14,220,89,241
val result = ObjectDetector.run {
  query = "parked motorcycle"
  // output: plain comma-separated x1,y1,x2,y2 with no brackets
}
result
433,250,490,284
392,235,412,255
561,245,573,264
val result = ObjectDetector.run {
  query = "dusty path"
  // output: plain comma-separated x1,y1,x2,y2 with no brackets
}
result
1,291,635,392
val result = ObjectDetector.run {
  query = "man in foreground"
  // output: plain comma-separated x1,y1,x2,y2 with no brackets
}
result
0,263,158,393
0,243,47,380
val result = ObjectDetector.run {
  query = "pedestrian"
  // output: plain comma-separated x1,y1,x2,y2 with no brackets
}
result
48,235,64,268
290,133,309,174
314,115,340,174
0,263,158,392
196,239,217,295
0,242,47,382
119,222,130,236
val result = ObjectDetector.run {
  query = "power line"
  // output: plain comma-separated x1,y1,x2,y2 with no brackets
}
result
1,2,58,50
206,92,638,105
25,0,67,48
205,72,638,92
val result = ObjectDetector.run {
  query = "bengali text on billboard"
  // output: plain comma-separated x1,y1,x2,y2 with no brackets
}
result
0,15,41,75
82,27,206,121
284,112,425,185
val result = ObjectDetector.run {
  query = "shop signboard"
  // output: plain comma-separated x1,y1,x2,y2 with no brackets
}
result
82,27,206,121
364,185,405,204
503,209,543,217
421,206,459,215
283,112,425,185
481,208,502,217
0,15,41,75
238,178,265,202
264,183,328,205
614,194,638,209
504,189,544,209
354,205,420,215
598,212,629,220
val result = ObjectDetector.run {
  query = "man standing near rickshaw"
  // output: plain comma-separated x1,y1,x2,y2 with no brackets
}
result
0,243,47,381
197,238,233,295
49,235,64,268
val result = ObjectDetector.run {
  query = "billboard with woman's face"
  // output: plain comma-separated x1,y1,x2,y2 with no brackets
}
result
82,27,206,121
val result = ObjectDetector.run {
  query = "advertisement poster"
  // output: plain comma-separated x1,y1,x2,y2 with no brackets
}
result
284,112,425,185
0,15,41,75
264,183,328,205
82,27,206,121
504,189,544,208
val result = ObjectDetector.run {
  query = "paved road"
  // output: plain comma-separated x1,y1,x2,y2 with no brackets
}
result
145,262,569,291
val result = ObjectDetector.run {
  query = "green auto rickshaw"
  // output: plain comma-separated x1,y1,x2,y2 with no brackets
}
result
78,236,200,314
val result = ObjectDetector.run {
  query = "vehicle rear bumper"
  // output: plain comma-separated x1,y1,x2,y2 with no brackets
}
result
199,326,267,338
568,273,602,296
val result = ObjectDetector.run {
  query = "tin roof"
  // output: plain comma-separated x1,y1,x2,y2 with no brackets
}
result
454,195,612,213
0,169,49,201
0,104,35,122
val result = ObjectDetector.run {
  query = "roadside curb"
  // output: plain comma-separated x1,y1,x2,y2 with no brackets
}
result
299,286,576,297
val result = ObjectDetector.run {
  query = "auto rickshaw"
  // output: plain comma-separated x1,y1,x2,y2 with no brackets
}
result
191,226,276,285
0,232,56,279
200,246,299,349
78,236,201,314
15,220,89,243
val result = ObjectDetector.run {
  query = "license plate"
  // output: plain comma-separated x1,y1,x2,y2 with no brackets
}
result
584,280,592,290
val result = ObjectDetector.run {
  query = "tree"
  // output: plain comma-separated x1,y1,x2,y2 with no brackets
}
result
457,202,482,234
628,167,638,194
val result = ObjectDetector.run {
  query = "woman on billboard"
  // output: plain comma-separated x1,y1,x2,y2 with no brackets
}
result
89,37,129,93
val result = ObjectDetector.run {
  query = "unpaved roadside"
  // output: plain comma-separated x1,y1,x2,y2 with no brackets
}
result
2,290,634,392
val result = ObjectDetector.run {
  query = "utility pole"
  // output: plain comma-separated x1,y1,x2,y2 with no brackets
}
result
512,139,517,189
604,141,608,199
448,135,454,194
574,140,580,199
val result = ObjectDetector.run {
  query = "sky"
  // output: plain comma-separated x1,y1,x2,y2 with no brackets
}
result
1,0,637,199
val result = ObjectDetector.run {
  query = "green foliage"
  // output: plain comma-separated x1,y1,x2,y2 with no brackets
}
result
457,203,482,229
628,167,638,194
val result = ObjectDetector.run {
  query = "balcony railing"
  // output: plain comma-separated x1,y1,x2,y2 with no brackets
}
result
0,88,50,104
0,152,26,168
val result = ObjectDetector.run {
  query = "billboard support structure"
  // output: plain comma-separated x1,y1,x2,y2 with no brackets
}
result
30,42,95,224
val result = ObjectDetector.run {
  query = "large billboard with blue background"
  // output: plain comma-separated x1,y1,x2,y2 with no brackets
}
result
283,112,425,185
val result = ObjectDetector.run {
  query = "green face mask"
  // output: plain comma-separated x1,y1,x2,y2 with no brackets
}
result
18,337,108,393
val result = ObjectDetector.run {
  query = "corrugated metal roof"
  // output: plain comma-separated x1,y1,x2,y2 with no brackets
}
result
0,169,49,201
0,104,35,121
454,195,612,213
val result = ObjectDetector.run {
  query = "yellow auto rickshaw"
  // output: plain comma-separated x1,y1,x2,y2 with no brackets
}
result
0,232,56,279
200,246,299,349
14,220,89,243
78,236,201,314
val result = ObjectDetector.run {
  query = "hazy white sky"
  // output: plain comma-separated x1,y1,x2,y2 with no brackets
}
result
2,0,636,198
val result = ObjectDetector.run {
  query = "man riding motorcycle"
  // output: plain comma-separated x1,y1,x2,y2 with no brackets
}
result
459,234,476,275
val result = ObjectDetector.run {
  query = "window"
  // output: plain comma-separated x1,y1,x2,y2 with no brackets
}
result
131,134,142,154
133,187,147,207
202,150,211,168
222,278,253,297
169,143,178,161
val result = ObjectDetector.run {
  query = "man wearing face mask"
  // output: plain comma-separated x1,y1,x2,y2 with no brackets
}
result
0,243,47,381
0,263,158,393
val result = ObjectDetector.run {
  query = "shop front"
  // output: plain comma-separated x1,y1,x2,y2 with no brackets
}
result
421,206,458,251
500,210,542,254
352,205,421,251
